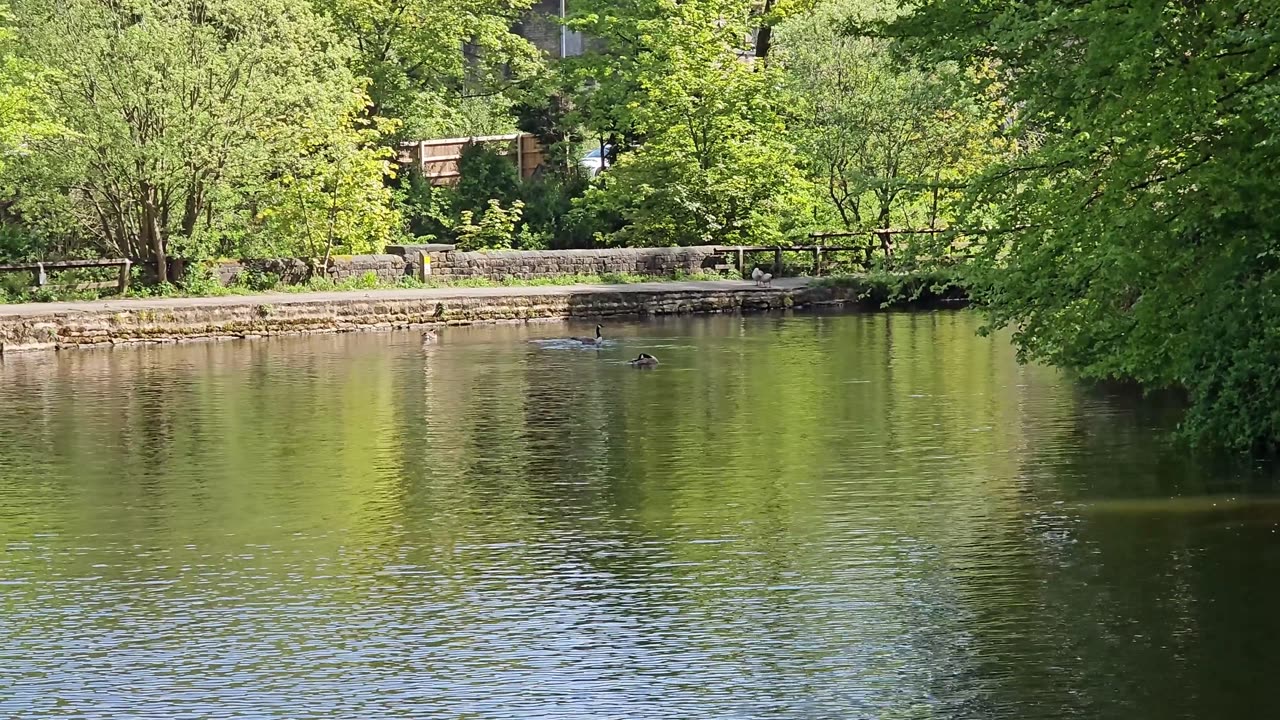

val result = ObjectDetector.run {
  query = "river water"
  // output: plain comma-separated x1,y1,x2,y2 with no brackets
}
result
1,311,1277,719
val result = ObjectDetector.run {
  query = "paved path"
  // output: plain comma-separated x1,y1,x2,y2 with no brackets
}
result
0,277,812,318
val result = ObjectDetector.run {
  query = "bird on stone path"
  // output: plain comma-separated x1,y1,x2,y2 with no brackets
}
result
751,267,773,287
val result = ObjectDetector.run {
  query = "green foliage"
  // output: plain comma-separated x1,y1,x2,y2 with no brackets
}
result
512,92,579,168
0,221,42,262
811,268,967,306
233,267,283,293
7,0,389,278
519,169,595,249
180,266,233,297
563,0,814,247
454,199,524,251
889,0,1280,450
402,142,596,249
252,104,401,263
311,0,539,140
348,270,380,289
775,0,1009,264
453,143,521,217
0,4,60,176
0,267,28,300
394,169,455,241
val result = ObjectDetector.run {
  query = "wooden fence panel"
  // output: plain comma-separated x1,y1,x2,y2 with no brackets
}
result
398,133,547,186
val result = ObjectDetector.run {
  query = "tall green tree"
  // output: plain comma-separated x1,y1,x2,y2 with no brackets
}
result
251,103,400,269
0,4,58,173
565,0,812,246
10,0,392,280
312,0,542,139
0,3,63,262
775,0,1007,263
889,0,1280,450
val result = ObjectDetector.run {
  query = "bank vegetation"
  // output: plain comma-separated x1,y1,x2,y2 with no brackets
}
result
0,0,1274,450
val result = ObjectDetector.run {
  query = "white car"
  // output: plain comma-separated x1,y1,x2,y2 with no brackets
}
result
581,146,609,176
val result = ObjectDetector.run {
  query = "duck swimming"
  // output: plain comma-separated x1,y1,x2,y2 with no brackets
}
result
629,353,659,367
422,329,438,345
570,324,604,345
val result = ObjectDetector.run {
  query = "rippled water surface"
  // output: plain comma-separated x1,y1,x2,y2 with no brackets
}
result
2,311,1279,719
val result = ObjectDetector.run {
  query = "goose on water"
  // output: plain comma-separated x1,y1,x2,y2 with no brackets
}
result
422,329,439,345
570,324,604,345
629,353,659,367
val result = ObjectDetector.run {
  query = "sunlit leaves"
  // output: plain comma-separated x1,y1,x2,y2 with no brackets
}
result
8,0,397,264
891,0,1280,449
312,0,542,139
774,0,1010,265
565,0,812,246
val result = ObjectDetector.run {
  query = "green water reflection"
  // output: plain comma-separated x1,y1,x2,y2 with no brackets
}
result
0,311,1276,718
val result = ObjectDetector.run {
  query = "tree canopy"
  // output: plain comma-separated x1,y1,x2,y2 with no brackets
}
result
775,0,1007,261
8,0,391,279
886,0,1280,449
562,0,812,246
311,0,541,139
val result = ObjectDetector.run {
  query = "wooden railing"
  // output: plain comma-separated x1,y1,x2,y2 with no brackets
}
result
717,244,886,277
718,229,955,277
0,259,132,293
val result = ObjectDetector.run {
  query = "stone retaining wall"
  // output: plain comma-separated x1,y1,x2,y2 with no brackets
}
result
0,283,860,352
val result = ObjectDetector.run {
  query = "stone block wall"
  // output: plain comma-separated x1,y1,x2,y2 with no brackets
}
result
210,247,726,287
0,282,814,353
215,255,408,286
419,247,724,280
325,255,407,284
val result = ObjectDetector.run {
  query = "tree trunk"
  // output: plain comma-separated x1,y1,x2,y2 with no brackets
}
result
877,201,893,263
140,184,168,284
151,218,167,285
181,182,203,238
929,172,941,229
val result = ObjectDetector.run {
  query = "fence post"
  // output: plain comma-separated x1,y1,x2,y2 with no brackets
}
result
419,251,431,281
118,259,132,293
813,247,822,276
36,262,46,288
773,247,782,278
736,248,744,277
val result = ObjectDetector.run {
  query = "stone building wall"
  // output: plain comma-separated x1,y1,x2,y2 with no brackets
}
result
518,0,564,58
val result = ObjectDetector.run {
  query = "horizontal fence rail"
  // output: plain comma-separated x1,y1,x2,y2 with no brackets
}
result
0,259,132,293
